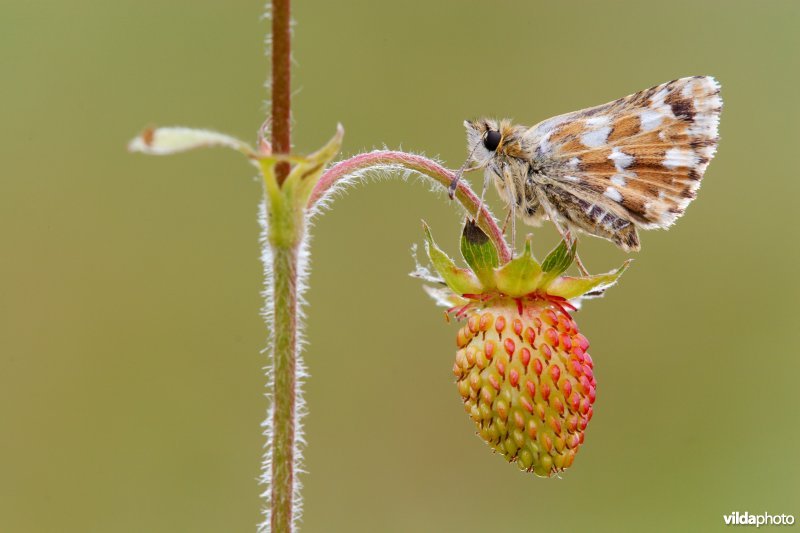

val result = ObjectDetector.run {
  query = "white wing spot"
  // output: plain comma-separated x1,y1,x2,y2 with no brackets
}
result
538,131,553,155
650,88,675,117
581,127,611,148
687,113,720,138
585,116,611,127
610,174,627,187
604,187,623,202
681,79,695,98
696,94,722,113
663,148,699,169
639,109,663,132
567,157,581,169
608,148,633,171
660,211,678,226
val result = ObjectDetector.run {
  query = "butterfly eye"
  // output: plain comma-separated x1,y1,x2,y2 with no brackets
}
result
483,130,502,151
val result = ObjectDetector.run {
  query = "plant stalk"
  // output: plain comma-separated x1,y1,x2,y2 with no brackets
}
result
268,236,299,533
268,0,296,530
271,0,292,185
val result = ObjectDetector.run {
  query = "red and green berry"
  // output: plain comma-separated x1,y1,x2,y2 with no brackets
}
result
418,220,628,477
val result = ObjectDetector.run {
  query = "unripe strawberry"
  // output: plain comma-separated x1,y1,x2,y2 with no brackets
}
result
453,298,594,476
419,220,628,476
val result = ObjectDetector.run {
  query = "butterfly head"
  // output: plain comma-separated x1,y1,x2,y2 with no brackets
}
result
463,118,523,168
448,118,527,199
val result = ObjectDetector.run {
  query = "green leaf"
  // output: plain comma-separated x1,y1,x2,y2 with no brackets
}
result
546,260,632,300
291,124,345,202
423,222,483,295
460,219,499,287
260,125,345,247
494,236,543,297
128,127,256,158
540,239,576,282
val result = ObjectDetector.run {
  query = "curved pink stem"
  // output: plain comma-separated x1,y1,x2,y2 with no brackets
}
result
309,150,512,263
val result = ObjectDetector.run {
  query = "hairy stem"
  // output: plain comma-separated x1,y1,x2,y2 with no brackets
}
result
269,239,298,533
308,150,512,262
262,155,304,532
267,0,296,530
271,0,291,184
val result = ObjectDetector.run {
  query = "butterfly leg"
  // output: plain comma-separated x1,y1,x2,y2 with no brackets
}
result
534,188,590,275
471,170,493,225
505,172,520,249
505,188,517,250
574,252,590,276
510,201,517,249
501,208,513,235
565,230,590,276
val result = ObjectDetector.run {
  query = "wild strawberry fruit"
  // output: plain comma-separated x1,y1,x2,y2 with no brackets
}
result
417,220,629,477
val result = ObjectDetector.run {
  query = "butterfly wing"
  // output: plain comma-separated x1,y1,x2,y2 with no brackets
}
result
526,76,721,234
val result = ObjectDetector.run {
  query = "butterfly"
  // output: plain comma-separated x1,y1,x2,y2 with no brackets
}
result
451,76,722,258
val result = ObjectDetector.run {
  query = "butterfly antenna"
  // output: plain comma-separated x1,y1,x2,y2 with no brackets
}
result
447,139,481,200
475,170,492,224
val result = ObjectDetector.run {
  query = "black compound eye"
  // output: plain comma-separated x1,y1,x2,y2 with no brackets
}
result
483,130,502,151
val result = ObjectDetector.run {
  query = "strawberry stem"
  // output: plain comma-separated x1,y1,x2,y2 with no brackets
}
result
308,150,512,263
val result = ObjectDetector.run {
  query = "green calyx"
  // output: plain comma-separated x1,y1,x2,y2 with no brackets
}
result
261,125,344,247
422,219,630,302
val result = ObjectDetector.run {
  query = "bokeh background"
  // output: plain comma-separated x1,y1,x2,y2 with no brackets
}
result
2,1,799,531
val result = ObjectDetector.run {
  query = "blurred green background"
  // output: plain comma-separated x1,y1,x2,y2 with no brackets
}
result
2,1,799,531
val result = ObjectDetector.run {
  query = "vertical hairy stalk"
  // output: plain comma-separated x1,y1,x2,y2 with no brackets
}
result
267,235,300,533
261,171,305,533
265,0,298,531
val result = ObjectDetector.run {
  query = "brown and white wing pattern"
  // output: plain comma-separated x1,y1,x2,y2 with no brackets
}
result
526,76,721,241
